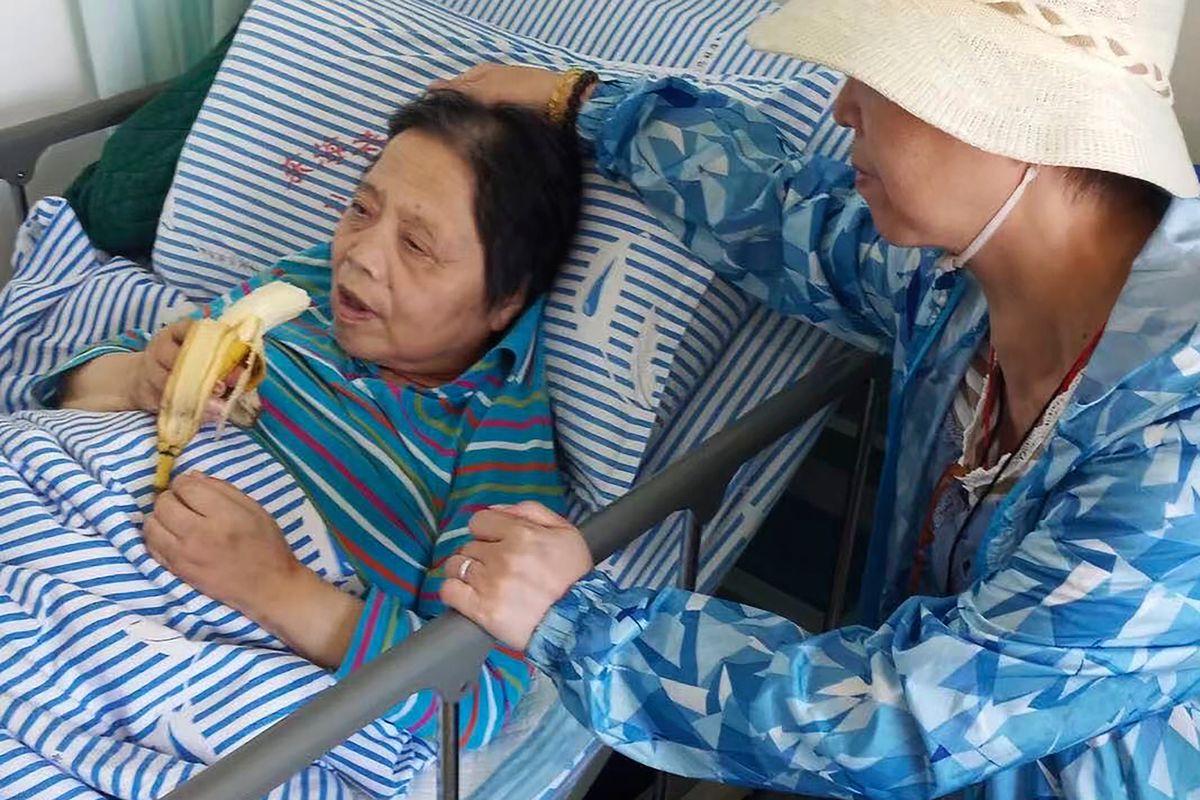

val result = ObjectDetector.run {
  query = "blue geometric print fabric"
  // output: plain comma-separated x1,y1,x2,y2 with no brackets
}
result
528,77,1200,800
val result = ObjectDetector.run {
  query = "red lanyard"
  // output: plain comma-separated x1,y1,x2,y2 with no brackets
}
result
975,328,1104,467
909,327,1105,594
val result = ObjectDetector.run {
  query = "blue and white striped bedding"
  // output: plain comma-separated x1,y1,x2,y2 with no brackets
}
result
0,199,438,799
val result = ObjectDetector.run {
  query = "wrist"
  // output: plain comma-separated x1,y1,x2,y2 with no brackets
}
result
124,351,152,411
60,352,143,411
243,557,312,627
252,565,362,669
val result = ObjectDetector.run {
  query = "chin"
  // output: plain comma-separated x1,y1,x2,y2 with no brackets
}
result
332,321,369,360
866,208,926,248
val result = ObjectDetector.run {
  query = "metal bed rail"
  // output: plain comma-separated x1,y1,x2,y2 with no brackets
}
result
0,82,165,227
161,344,876,800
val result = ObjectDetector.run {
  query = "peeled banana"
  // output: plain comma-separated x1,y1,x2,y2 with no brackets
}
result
154,281,311,491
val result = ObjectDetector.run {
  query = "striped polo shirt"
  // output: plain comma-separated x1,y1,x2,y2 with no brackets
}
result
37,243,565,750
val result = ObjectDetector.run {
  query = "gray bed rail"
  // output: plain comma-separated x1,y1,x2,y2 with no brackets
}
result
0,82,165,225
161,343,876,800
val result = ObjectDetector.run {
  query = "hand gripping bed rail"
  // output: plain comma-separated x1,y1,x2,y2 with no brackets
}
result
161,343,874,800
0,83,165,225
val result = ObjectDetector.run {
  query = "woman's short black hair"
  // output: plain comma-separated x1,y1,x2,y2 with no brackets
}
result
387,90,582,309
1064,167,1171,217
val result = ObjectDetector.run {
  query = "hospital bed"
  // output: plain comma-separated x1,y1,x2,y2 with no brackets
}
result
0,1,881,798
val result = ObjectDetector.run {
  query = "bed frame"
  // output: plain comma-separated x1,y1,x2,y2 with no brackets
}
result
0,91,883,800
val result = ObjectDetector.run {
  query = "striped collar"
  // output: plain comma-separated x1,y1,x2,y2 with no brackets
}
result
493,295,543,386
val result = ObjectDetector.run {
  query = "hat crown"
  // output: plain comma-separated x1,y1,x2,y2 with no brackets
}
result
975,0,1185,86
746,0,1199,196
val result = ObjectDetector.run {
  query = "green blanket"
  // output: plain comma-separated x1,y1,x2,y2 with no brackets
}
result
65,26,237,259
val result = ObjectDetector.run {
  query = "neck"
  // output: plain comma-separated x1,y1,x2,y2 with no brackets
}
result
377,343,491,388
379,365,464,388
966,182,1160,403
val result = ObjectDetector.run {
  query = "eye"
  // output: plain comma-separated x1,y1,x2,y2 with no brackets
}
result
402,235,429,257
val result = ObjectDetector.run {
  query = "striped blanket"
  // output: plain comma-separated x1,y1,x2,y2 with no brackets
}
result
0,200,435,799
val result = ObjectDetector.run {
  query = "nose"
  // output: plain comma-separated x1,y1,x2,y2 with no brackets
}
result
832,78,862,132
343,226,389,282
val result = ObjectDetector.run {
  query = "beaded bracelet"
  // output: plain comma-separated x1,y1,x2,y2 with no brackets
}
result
548,69,599,126
563,69,599,126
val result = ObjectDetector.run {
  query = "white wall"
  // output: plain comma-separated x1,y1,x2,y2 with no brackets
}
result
0,1,94,128
0,0,104,281
1176,1,1200,161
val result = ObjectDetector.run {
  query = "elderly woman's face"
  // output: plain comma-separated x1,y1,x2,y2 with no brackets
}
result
331,131,522,380
833,79,1026,253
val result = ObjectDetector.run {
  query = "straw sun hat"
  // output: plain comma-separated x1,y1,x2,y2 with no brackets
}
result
747,0,1200,197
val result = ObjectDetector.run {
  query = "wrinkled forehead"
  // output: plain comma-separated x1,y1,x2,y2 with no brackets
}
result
356,130,478,231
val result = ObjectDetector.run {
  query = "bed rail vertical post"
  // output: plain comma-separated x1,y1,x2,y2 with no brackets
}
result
439,697,460,800
823,376,880,631
8,181,29,228
651,511,705,800
679,512,702,592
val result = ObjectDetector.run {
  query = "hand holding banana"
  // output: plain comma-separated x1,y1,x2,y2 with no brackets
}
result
153,282,310,490
142,285,367,664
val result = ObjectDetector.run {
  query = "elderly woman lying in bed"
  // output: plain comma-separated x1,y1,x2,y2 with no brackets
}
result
38,90,582,749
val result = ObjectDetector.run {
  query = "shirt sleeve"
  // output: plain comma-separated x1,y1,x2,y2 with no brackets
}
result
525,422,1200,798
576,77,937,354
336,375,568,751
31,268,285,408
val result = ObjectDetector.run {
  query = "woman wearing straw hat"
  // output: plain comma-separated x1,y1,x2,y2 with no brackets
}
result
438,1,1200,796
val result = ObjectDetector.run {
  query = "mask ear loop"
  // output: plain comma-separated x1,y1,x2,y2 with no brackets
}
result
949,166,1040,270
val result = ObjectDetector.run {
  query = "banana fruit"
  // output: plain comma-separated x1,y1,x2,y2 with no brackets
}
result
154,281,311,491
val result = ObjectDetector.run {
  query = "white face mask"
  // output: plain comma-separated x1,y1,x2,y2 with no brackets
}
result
948,165,1040,270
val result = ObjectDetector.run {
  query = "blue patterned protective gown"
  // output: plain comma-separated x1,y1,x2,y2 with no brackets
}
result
526,77,1200,799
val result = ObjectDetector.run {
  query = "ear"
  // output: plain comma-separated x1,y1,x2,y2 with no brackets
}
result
486,290,526,333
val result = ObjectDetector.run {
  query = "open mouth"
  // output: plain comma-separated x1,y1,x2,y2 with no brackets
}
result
335,285,377,322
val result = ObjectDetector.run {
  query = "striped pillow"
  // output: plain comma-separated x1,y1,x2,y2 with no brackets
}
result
153,0,849,507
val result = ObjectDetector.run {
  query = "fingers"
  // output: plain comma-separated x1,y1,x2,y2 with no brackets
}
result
170,471,258,515
467,508,524,542
498,501,572,528
152,320,189,362
143,515,177,569
468,503,576,544
137,327,183,411
430,68,477,93
442,553,469,583
144,320,192,388
166,318,193,344
148,361,172,395
150,339,180,372
440,577,484,623
442,550,487,585
151,489,203,536
436,64,490,85
221,365,245,391
201,398,227,424
441,532,492,621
